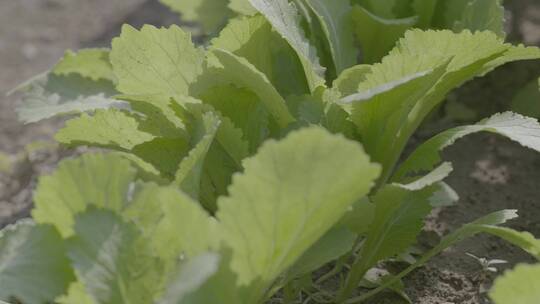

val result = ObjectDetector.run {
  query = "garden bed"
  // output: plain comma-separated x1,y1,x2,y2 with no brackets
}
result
1,1,539,303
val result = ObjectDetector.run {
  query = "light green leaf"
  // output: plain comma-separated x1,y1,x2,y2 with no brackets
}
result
304,0,357,74
206,48,296,128
159,0,232,33
396,162,453,191
352,209,519,302
55,109,155,150
15,73,125,124
490,264,540,304
57,282,95,304
475,226,540,260
32,153,136,237
67,209,164,304
55,104,189,177
248,0,326,91
511,79,540,119
53,49,116,82
211,15,310,96
350,6,417,64
175,112,220,200
429,182,459,207
483,44,540,74
159,253,220,304
124,184,219,263
111,25,204,97
115,153,165,183
217,127,380,286
394,112,540,180
0,221,74,304
180,251,254,304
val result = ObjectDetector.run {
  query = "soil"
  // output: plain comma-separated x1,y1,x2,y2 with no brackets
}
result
0,1,540,304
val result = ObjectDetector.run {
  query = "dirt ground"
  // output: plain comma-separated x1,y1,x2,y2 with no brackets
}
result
0,1,539,303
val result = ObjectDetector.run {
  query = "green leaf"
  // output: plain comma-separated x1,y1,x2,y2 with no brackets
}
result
131,138,192,179
195,84,270,153
394,112,540,180
53,49,116,82
248,0,326,91
67,209,164,304
175,112,220,200
55,109,156,150
511,79,540,119
32,153,136,237
351,209,519,302
449,0,505,38
0,221,74,304
440,0,472,27
159,253,220,304
350,5,417,64
344,63,448,183
344,29,540,184
168,102,250,210
229,0,257,15
339,197,375,235
339,183,436,300
117,94,187,135
217,126,380,286
304,0,357,74
287,226,357,279
15,73,125,124
180,103,250,210
332,64,372,97
490,264,540,304
111,25,204,97
354,0,399,19
358,185,434,274
159,0,232,33
211,15,310,96
412,0,440,28
205,48,296,128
